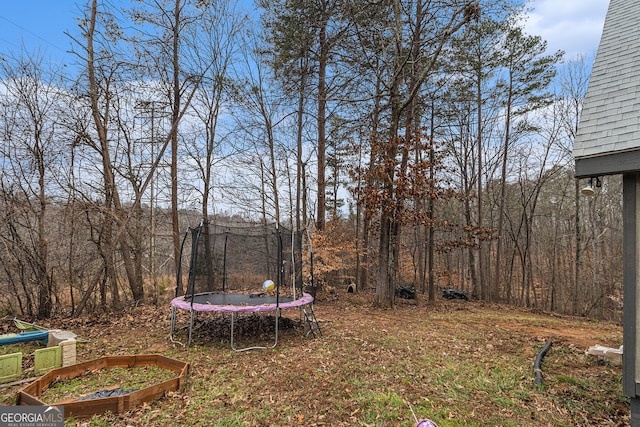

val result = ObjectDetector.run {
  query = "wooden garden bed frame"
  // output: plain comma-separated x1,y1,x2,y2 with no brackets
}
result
16,354,189,419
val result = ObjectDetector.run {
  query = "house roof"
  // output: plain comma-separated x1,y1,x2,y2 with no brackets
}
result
574,0,640,177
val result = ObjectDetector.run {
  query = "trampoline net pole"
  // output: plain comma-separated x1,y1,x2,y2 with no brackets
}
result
174,227,191,299
186,223,203,301
222,231,228,292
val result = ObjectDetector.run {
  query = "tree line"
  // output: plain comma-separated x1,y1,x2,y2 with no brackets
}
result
0,0,621,321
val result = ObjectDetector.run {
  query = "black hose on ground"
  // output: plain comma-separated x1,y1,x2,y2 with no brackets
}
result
534,340,553,386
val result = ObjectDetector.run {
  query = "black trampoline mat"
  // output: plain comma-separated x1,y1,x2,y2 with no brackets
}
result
186,293,295,306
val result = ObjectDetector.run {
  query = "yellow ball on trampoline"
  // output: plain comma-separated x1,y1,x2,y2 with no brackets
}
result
263,280,275,291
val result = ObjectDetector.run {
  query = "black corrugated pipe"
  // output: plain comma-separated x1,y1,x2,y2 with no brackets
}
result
534,340,553,386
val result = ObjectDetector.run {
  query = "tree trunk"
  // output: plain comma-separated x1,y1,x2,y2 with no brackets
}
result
316,23,327,231
35,115,52,318
171,0,182,294
295,62,307,292
86,0,143,305
267,122,281,223
476,72,485,301
428,136,436,302
375,57,403,307
494,84,512,302
296,59,306,232
377,212,394,307
359,77,383,293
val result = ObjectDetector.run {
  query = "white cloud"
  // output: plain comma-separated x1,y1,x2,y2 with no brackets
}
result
522,0,609,59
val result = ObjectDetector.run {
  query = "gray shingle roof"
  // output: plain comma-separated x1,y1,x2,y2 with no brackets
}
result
573,0,640,162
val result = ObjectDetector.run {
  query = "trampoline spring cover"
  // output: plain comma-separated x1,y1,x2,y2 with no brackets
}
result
171,292,314,313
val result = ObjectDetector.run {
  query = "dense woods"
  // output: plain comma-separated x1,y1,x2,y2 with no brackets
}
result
0,0,622,321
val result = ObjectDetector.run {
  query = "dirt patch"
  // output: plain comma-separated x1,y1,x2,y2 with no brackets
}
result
499,323,610,348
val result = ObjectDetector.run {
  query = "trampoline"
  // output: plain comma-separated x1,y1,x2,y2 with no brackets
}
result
171,292,314,351
169,221,321,351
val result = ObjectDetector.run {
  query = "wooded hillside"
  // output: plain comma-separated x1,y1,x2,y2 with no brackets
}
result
0,0,620,320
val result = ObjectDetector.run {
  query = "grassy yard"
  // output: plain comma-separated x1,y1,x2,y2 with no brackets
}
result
0,290,627,426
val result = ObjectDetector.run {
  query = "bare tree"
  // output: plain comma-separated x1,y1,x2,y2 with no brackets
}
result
492,25,562,302
129,0,207,294
0,51,68,317
72,0,138,310
556,55,591,315
228,31,293,225
183,1,244,224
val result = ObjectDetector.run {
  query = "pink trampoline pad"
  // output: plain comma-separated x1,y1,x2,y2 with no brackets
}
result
171,292,314,313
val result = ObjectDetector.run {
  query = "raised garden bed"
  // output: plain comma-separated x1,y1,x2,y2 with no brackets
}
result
16,354,189,419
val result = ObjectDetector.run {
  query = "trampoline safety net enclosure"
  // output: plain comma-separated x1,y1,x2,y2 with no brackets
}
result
188,221,298,294
170,221,320,350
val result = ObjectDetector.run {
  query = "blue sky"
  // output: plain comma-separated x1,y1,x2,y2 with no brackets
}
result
0,0,610,66
0,1,80,66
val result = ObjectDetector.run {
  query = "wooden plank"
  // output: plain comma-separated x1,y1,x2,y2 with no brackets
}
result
126,385,166,407
134,354,158,365
17,391,45,405
64,397,119,419
157,355,188,372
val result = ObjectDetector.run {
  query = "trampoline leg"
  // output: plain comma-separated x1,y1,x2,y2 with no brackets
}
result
230,312,237,350
188,309,195,347
169,306,185,346
273,307,280,348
